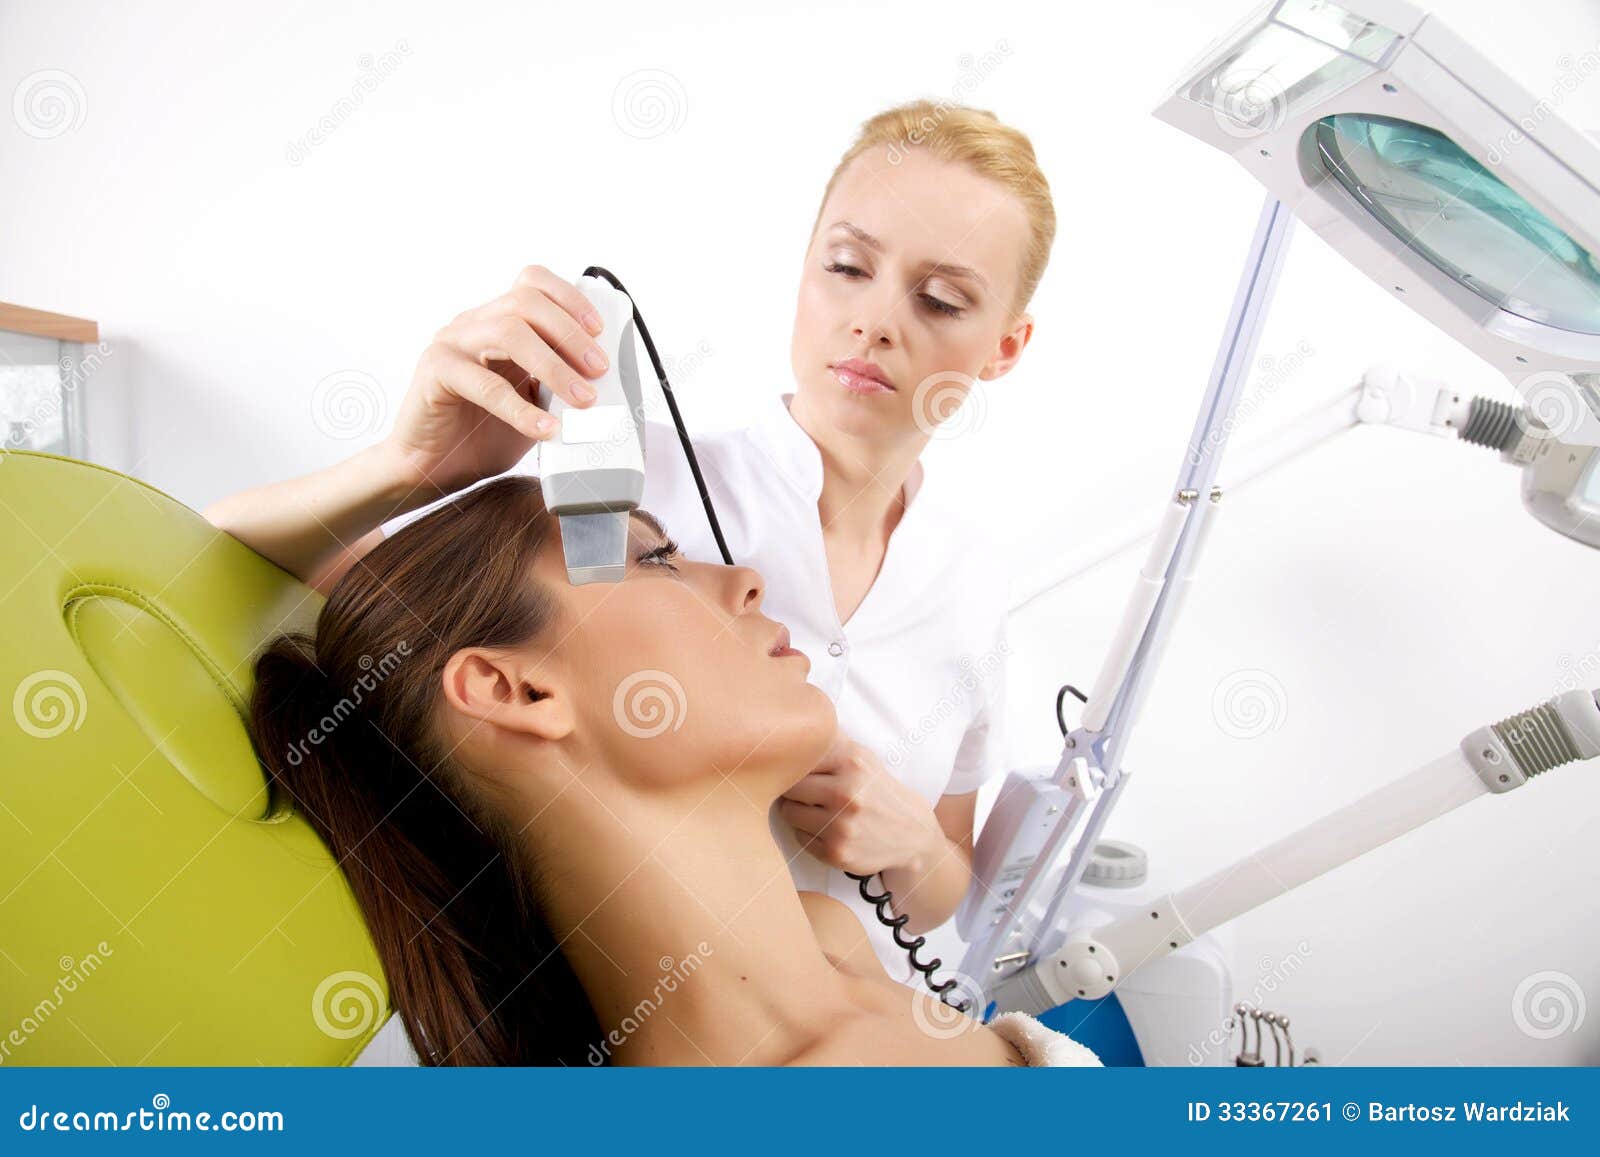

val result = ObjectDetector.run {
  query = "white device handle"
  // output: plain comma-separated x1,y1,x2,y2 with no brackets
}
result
535,274,645,516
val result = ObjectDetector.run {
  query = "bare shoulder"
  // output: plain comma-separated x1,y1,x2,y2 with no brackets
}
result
797,891,884,980
792,892,1025,1066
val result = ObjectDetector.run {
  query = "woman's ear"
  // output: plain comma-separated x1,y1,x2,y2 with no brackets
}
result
979,312,1034,381
440,649,575,741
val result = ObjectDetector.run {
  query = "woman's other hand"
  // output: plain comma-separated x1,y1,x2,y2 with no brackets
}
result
779,732,946,878
381,264,615,499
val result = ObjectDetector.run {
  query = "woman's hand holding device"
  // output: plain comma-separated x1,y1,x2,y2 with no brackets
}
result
380,264,615,501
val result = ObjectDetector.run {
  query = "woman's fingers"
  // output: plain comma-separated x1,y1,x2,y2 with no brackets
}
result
778,798,830,835
495,285,610,381
447,313,597,410
407,265,614,450
512,264,606,339
432,345,557,440
781,771,840,809
808,729,858,771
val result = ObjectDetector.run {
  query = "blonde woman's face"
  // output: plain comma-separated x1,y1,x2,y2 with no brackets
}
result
790,147,1032,443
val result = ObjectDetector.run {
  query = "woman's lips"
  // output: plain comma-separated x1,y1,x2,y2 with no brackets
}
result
830,360,895,395
769,624,805,659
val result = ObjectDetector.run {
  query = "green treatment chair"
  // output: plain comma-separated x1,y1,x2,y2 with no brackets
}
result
0,449,390,1064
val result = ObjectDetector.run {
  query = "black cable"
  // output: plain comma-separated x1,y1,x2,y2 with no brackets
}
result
1056,683,1088,736
588,265,966,1011
582,266,733,567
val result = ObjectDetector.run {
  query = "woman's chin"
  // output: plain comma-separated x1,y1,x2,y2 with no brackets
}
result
794,689,840,761
797,377,908,440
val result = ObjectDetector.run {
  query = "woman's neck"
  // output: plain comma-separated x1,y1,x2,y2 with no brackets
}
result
526,775,859,1066
787,392,926,548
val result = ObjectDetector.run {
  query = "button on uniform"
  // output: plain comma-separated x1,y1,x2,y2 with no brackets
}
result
827,640,845,657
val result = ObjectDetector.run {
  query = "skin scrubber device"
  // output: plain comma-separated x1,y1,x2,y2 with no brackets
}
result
535,272,648,584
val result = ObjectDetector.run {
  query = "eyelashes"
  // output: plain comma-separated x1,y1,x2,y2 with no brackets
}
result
636,537,682,571
822,261,966,319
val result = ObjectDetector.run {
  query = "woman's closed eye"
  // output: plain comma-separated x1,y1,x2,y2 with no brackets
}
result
823,261,965,318
636,537,682,572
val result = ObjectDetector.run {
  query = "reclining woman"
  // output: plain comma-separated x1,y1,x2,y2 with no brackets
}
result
248,473,1099,1066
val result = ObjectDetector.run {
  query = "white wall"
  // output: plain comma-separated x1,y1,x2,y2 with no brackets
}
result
4,0,1598,1065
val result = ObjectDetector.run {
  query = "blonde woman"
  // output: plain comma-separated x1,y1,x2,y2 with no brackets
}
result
206,99,1054,982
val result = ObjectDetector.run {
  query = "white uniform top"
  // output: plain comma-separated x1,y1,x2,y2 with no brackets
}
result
381,390,1010,979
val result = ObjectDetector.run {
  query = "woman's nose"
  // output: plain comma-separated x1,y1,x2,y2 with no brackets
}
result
731,564,764,614
852,285,898,347
852,315,895,347
853,322,893,347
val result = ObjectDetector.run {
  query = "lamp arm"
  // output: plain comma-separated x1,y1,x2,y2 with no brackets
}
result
988,688,1600,1014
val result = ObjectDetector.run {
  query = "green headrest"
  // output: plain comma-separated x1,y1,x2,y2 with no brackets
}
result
0,450,389,1065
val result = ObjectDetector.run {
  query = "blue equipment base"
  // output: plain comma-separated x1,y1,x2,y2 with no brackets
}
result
1037,993,1145,1067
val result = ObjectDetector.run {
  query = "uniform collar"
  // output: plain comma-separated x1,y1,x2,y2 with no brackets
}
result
755,391,927,509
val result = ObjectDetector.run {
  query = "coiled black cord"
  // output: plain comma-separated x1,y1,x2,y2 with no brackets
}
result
846,871,969,1011
586,265,967,1011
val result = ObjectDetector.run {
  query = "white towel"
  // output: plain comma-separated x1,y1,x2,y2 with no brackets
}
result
987,1011,1104,1067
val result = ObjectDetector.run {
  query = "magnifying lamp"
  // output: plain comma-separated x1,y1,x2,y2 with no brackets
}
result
1158,0,1600,545
1159,0,1600,377
960,1,1600,1049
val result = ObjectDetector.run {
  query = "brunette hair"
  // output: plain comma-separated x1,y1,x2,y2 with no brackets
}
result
247,476,600,1065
